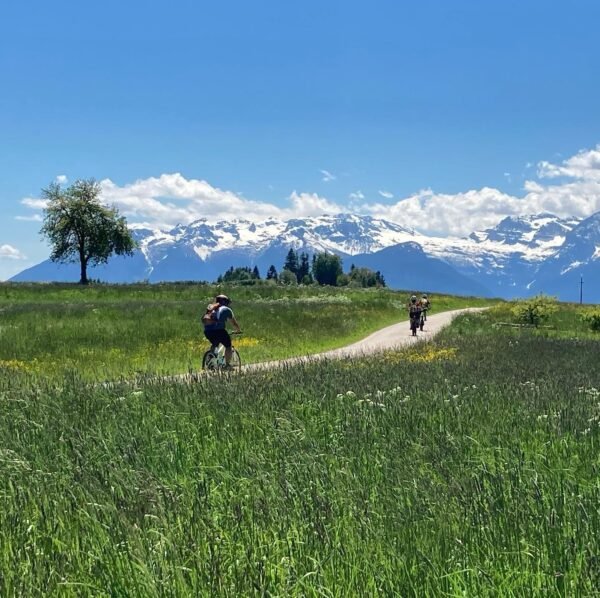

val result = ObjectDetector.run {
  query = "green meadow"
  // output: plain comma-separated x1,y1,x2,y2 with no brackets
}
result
0,283,488,380
1,285,600,595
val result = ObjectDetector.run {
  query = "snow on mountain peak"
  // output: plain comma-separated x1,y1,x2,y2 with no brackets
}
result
468,213,579,259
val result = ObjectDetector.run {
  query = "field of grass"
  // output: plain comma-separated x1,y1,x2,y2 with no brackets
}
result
2,294,600,595
0,282,490,381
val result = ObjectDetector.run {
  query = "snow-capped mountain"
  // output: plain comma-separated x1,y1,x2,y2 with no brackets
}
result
424,214,581,295
11,212,600,301
136,214,417,263
528,212,600,300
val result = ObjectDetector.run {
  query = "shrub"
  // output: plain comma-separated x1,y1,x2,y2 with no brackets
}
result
581,309,600,332
278,269,297,285
511,294,558,327
336,273,350,287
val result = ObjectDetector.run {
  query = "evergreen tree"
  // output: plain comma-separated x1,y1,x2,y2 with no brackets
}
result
297,252,310,283
266,264,278,281
283,248,299,277
252,265,261,279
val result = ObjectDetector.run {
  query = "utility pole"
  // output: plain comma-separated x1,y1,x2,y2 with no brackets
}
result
580,275,584,305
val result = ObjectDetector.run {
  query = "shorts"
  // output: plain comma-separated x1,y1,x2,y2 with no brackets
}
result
204,328,232,349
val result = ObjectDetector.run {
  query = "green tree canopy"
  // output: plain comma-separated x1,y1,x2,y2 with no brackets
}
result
217,266,259,283
40,179,135,284
348,266,386,288
312,252,343,286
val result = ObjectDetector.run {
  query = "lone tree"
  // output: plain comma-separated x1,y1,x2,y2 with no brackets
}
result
40,178,135,284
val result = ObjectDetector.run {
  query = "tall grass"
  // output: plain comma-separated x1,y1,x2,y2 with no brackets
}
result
1,308,599,595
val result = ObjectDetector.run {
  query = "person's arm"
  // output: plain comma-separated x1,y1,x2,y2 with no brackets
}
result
230,315,242,333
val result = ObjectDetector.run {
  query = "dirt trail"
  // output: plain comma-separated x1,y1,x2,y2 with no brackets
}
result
243,307,486,372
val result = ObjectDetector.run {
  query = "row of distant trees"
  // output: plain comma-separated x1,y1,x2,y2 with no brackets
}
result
37,177,385,288
217,248,386,288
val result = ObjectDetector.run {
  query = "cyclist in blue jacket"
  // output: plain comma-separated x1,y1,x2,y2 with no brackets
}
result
203,294,241,367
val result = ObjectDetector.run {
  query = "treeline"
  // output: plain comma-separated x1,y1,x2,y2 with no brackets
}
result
216,249,385,288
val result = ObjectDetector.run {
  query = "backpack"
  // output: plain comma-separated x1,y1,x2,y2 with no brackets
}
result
201,303,220,326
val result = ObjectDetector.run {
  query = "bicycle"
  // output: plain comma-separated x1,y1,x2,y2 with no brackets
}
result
202,331,242,372
409,314,420,336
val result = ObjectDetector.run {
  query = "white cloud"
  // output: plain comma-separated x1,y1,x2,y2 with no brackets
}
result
15,214,43,222
288,191,343,216
15,145,600,238
55,174,68,184
538,145,600,180
359,187,521,236
31,173,343,229
349,190,365,201
378,190,394,199
319,169,336,182
0,244,26,260
21,197,48,210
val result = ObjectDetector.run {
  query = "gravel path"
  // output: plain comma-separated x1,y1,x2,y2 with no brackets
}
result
244,307,486,372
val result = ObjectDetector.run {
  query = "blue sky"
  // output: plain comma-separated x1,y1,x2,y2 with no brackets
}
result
2,0,600,279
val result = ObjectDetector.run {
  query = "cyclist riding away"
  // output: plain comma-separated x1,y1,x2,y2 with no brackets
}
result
202,294,241,368
408,295,422,336
420,294,430,321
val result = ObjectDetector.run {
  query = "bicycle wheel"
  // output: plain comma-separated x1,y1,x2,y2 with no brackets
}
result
410,318,418,336
202,350,218,370
228,349,242,372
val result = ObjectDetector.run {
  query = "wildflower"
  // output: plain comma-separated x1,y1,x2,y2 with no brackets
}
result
356,399,385,409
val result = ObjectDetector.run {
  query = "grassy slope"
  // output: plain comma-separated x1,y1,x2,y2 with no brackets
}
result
2,304,600,594
0,282,491,380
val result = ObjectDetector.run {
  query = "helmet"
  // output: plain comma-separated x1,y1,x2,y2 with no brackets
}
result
410,295,417,303
215,294,231,306
422,294,427,299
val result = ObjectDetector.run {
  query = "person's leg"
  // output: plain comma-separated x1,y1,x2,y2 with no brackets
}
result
218,331,233,364
204,330,219,352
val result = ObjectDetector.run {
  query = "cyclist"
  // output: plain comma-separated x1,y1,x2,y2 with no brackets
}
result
420,294,430,322
408,295,422,336
203,294,241,368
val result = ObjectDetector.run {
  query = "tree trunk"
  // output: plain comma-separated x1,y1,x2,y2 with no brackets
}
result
79,255,88,285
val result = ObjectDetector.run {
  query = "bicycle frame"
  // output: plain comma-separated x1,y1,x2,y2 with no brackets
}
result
202,332,242,372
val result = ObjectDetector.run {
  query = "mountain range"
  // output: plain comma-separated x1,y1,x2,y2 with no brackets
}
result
11,212,600,302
